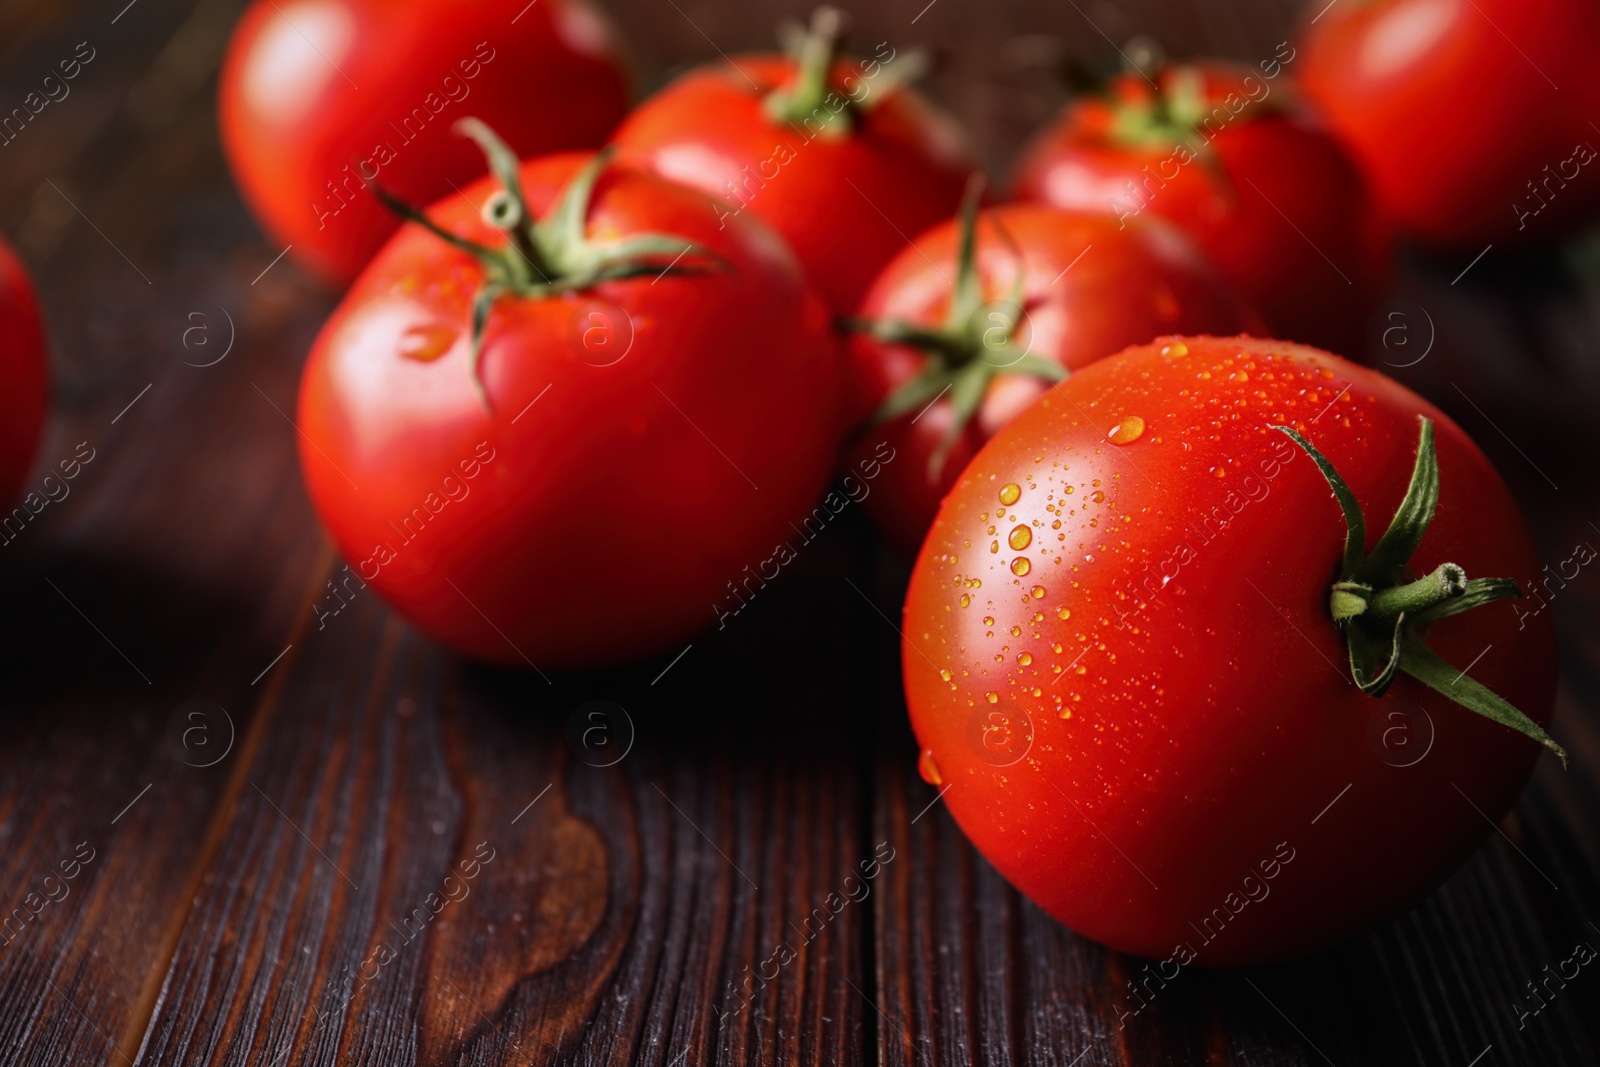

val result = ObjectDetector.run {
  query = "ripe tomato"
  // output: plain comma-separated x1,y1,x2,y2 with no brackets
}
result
1011,61,1388,358
219,0,629,285
1300,0,1600,247
903,335,1558,965
845,194,1258,555
297,138,841,669
610,10,972,313
0,235,48,505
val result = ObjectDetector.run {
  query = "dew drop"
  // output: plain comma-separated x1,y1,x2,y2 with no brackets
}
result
398,324,458,362
999,483,1021,506
1017,652,1033,665
1107,416,1145,445
1030,585,1046,599
1009,525,1032,550
985,692,999,704
1091,490,1105,503
1011,557,1031,576
959,593,970,608
918,748,943,785
1057,607,1071,620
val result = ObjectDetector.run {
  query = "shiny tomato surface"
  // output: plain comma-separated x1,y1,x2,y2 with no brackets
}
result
903,336,1556,964
298,153,841,668
612,52,973,313
1012,62,1388,357
219,0,630,284
0,235,48,504
1300,0,1600,246
848,205,1258,554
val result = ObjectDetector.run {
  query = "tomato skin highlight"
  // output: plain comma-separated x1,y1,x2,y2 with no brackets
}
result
1011,63,1389,358
611,54,973,313
297,153,843,669
0,235,49,505
219,0,630,286
1299,0,1600,247
902,336,1555,965
847,206,1259,555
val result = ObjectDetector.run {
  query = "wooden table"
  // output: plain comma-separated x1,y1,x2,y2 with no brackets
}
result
2,0,1598,1063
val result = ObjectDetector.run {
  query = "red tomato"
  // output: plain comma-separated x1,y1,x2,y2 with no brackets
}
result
845,198,1258,554
610,12,972,313
1300,0,1600,247
902,335,1558,965
219,0,629,285
0,235,48,504
1011,61,1388,358
297,143,842,670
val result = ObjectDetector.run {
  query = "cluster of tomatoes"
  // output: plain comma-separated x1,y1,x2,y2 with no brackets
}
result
0,0,1584,968
214,0,1587,966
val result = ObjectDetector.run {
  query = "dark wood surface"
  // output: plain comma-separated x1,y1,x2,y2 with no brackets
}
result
2,0,1599,1064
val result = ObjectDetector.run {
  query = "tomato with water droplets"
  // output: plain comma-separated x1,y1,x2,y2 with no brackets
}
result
902,335,1558,964
298,145,841,669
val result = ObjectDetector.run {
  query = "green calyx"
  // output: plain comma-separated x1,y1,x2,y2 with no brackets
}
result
763,7,928,136
1275,419,1566,765
1108,64,1214,154
843,177,1065,480
369,117,716,406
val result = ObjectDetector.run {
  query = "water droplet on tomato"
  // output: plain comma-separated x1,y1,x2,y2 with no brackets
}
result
398,324,458,362
1108,416,1145,445
1091,490,1105,503
918,748,942,785
1011,557,1031,576
1017,652,1033,665
999,483,1021,505
1009,525,1032,550
1030,586,1046,599
1057,607,1071,620
1161,340,1188,358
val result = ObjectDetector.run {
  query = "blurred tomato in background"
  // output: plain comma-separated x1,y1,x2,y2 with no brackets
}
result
218,0,631,285
1012,60,1389,357
0,235,48,505
1300,0,1600,247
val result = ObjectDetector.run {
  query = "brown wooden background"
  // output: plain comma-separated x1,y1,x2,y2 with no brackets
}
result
3,0,1600,1064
